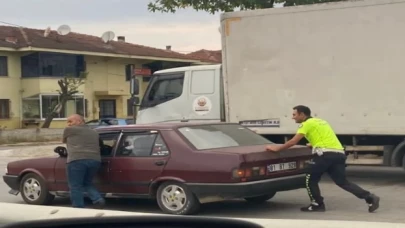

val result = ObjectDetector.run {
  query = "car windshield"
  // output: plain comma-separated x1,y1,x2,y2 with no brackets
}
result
178,124,273,150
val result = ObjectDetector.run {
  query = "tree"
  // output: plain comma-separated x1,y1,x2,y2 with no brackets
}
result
147,0,346,14
41,72,87,128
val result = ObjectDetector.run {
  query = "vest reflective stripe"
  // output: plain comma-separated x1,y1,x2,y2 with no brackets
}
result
312,147,345,154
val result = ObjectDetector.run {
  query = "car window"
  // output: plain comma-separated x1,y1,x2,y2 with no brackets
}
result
178,124,273,150
86,120,99,126
98,119,111,126
152,134,170,156
125,119,134,125
108,119,119,125
99,132,120,157
116,132,169,157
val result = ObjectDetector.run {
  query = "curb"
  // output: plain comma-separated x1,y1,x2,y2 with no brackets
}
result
0,203,404,227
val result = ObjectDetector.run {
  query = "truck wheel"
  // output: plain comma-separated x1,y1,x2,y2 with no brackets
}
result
402,154,405,171
391,141,405,167
20,173,55,205
156,181,200,215
244,192,276,204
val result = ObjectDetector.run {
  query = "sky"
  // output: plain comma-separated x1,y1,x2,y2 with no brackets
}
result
0,0,222,53
0,0,284,53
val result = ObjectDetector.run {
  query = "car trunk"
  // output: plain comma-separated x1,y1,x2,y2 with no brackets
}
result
212,145,311,161
212,145,313,181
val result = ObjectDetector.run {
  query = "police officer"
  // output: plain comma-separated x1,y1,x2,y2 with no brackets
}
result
266,105,380,213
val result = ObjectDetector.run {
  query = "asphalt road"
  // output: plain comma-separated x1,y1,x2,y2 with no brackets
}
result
1,157,405,223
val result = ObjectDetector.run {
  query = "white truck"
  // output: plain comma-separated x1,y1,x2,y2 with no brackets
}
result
135,0,405,169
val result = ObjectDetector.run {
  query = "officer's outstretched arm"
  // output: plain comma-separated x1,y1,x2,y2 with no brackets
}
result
267,133,305,152
280,133,305,150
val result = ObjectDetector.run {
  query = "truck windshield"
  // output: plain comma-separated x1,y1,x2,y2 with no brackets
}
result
178,124,273,150
140,72,185,110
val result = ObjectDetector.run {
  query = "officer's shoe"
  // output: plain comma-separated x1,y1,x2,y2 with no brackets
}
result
300,202,326,212
366,194,380,213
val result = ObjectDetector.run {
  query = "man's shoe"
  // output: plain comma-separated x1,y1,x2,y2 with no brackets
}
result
366,194,380,213
300,203,326,212
93,199,106,209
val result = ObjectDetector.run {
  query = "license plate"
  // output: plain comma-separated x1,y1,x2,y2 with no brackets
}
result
267,162,297,173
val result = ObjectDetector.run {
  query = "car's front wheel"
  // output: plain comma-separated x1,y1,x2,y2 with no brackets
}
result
20,173,55,205
156,181,200,215
244,192,276,203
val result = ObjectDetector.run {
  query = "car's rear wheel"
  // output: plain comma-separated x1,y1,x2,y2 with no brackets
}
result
244,192,276,203
156,181,200,215
20,173,55,205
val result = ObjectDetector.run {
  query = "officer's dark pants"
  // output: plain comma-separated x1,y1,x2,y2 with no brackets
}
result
306,152,371,205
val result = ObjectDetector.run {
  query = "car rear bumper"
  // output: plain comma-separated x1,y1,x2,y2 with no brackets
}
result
187,174,306,203
3,175,19,191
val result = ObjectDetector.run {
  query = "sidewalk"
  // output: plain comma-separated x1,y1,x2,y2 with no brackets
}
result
0,141,62,147
0,142,64,158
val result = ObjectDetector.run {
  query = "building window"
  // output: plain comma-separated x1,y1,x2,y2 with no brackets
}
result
22,97,40,119
98,99,116,119
0,99,10,119
125,64,134,81
0,56,8,76
21,52,85,78
22,94,85,119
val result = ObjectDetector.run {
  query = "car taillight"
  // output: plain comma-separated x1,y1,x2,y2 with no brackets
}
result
232,166,266,179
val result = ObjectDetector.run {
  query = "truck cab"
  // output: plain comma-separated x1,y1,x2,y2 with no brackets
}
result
137,64,224,124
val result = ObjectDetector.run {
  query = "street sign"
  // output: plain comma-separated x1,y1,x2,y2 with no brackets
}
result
133,68,151,76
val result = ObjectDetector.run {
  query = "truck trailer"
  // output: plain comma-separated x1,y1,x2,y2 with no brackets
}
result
135,0,405,169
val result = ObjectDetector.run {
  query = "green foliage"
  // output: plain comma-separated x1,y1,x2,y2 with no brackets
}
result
148,0,346,14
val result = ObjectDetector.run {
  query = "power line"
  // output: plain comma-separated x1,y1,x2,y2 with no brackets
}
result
0,20,24,28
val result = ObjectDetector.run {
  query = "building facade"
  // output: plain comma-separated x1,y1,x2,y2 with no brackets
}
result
0,26,208,129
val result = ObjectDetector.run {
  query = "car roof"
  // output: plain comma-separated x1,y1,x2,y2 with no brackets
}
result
95,121,239,132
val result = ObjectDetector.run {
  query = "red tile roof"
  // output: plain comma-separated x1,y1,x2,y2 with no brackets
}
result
0,25,206,62
186,49,222,63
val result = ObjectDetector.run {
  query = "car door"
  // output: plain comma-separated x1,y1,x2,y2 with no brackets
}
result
53,131,121,194
109,130,170,195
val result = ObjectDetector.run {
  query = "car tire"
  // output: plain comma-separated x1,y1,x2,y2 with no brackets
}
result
20,173,55,205
244,192,276,204
156,181,200,215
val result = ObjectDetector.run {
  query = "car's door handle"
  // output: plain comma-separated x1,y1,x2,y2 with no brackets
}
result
155,161,166,166
101,161,110,165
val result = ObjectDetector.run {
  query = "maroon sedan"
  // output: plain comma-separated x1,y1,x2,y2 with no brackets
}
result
3,122,312,215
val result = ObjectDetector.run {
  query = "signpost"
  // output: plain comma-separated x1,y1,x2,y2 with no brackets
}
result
130,67,152,123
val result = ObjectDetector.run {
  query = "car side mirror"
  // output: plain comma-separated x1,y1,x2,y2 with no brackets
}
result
53,146,67,157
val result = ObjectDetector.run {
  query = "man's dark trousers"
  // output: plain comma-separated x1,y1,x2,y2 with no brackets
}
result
306,152,372,205
67,159,104,208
